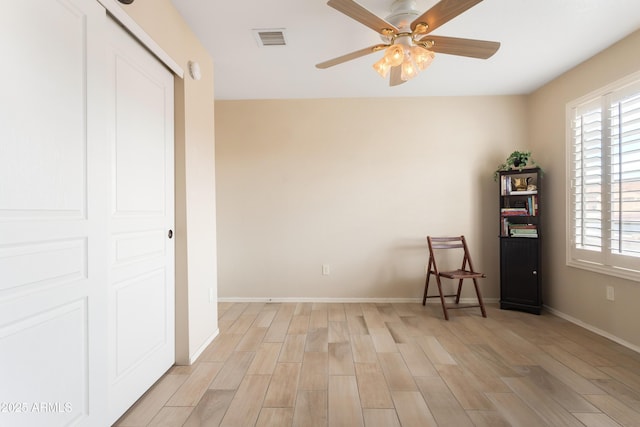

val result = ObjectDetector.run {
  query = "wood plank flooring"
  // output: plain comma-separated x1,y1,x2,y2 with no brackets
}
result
114,302,640,426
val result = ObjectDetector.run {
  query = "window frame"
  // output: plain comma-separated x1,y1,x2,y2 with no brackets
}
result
566,70,640,282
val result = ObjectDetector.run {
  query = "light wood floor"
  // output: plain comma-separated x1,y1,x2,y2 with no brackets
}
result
114,302,640,426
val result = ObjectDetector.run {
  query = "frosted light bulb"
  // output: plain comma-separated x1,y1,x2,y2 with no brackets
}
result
373,56,391,78
401,58,418,81
411,46,435,71
384,45,404,67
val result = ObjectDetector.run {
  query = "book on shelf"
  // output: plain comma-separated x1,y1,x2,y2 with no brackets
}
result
510,224,538,238
510,228,538,234
509,223,537,230
510,232,539,238
500,175,511,195
500,208,529,216
527,195,538,216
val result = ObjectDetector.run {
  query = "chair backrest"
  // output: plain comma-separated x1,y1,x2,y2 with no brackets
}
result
427,235,478,273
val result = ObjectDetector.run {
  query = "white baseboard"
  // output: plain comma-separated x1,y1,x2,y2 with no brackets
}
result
544,305,640,355
217,297,499,304
189,328,219,365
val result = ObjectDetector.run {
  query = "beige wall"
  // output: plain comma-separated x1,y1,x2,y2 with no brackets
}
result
529,29,640,349
215,96,528,301
118,0,218,363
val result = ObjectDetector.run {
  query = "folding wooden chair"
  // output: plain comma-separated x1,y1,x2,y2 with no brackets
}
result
423,236,487,320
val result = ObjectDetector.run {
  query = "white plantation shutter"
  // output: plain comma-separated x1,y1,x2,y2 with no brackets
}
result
568,74,640,280
608,85,640,269
571,99,603,263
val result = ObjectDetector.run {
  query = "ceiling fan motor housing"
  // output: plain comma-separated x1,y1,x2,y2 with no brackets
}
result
385,0,421,30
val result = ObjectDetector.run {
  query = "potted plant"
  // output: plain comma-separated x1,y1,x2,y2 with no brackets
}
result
493,150,540,181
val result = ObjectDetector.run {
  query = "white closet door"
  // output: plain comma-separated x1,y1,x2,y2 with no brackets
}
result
0,0,108,426
105,17,175,424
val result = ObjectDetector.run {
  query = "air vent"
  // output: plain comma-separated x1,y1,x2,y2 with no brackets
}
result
252,29,287,47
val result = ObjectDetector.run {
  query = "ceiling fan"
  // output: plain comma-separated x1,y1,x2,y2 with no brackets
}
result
316,0,500,86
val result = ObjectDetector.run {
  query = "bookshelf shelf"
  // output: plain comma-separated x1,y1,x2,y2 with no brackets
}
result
498,167,542,314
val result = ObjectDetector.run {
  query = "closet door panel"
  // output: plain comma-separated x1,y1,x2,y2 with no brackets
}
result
0,0,109,426
105,17,175,424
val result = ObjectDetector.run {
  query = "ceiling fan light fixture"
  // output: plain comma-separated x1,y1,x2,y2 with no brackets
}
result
373,56,391,78
384,45,404,67
411,46,435,71
400,57,418,81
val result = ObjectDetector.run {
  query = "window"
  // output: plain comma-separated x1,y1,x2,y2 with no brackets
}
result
567,72,640,281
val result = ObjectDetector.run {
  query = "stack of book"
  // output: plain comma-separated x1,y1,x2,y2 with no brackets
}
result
509,223,538,238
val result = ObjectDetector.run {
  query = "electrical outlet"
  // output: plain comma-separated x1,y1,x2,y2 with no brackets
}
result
322,264,330,276
606,286,615,301
209,287,214,303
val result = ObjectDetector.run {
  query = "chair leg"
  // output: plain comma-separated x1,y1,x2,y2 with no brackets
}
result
455,279,463,304
423,269,432,306
473,278,487,318
435,276,449,321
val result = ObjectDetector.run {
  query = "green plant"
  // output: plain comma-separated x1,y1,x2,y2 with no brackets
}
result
493,150,540,181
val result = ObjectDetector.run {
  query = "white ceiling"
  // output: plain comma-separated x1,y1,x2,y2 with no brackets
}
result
170,0,640,100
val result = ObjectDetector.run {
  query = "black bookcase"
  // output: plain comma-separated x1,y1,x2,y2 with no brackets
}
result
498,167,542,314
